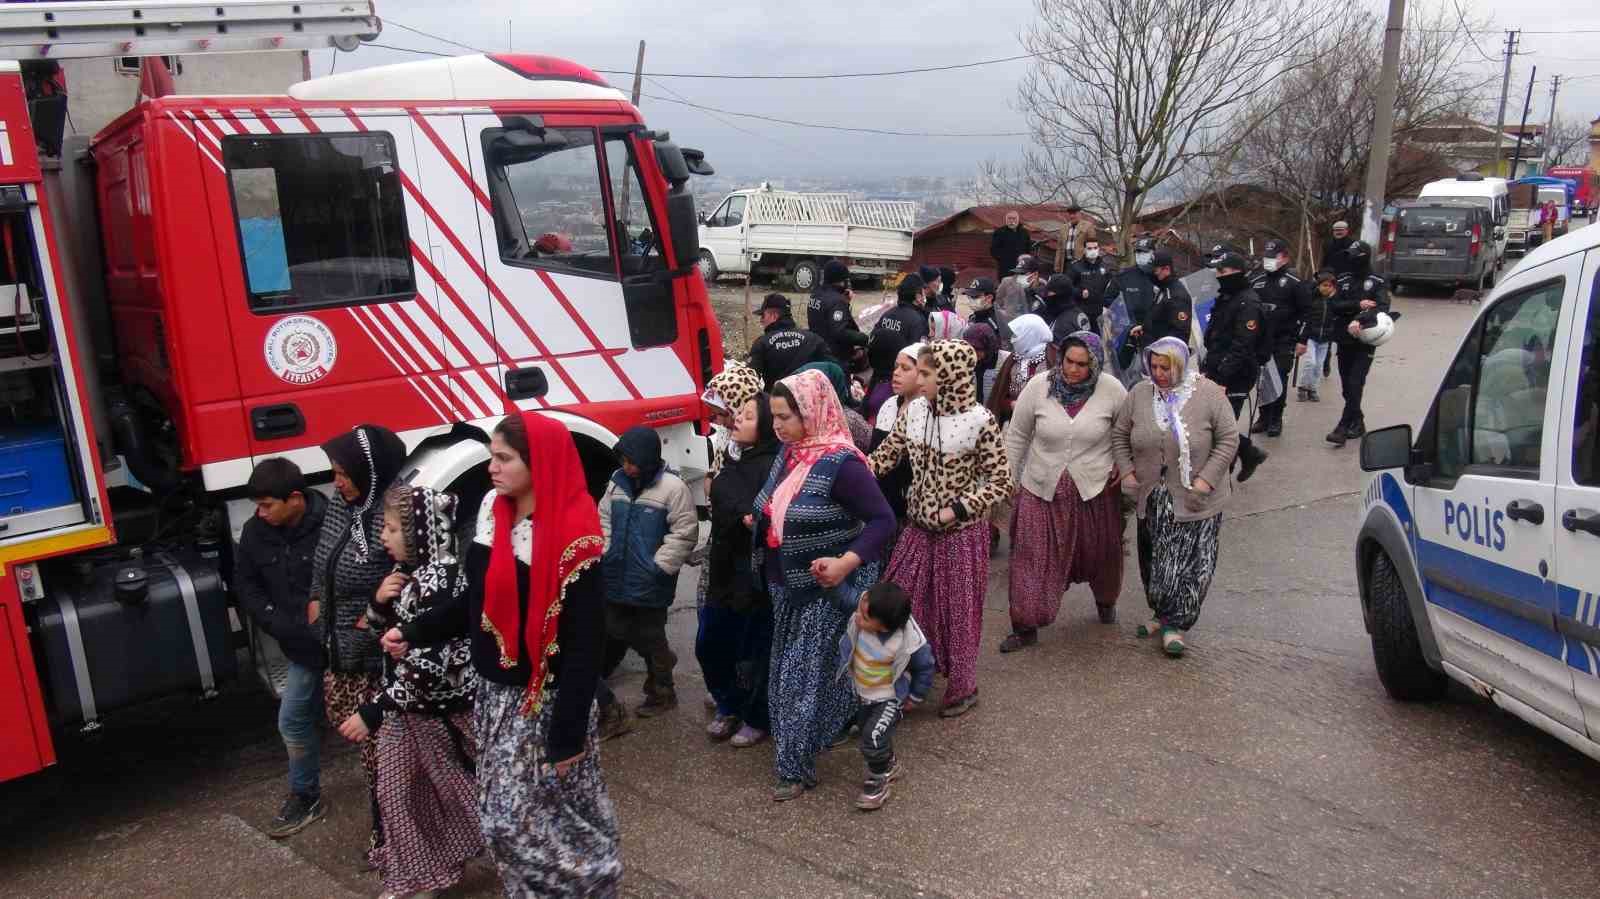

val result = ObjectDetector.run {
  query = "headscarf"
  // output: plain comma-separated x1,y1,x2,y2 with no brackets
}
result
1145,336,1200,488
873,341,926,432
704,362,764,474
927,339,979,416
1048,330,1104,411
321,424,408,562
929,308,967,341
377,485,475,714
767,368,869,543
1008,313,1051,365
795,360,855,408
964,323,1001,402
482,412,604,715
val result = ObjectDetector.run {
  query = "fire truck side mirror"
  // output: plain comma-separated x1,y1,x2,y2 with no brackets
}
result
680,147,715,177
653,141,692,187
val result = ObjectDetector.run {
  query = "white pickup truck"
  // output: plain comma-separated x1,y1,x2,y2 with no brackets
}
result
697,185,916,291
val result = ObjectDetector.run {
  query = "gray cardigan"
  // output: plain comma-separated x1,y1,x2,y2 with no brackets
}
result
1111,379,1240,522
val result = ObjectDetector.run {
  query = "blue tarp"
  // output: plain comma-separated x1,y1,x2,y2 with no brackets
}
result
239,217,290,294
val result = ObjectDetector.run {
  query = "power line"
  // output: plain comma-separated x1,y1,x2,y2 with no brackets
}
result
643,75,823,161
364,43,451,57
638,92,1028,138
384,19,488,55
1451,0,1498,64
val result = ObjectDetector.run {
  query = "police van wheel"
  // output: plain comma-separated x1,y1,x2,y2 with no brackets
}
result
1366,549,1448,702
698,250,719,285
791,260,820,292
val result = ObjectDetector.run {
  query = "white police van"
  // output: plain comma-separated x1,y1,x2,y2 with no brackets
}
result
1356,221,1600,762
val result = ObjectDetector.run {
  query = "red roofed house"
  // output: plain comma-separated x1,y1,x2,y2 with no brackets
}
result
908,204,1106,282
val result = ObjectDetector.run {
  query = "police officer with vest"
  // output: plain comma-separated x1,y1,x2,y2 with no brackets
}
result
1139,250,1194,345
750,293,830,389
1201,251,1271,482
807,259,867,366
1250,239,1304,438
1326,241,1389,447
1068,236,1114,333
1106,236,1161,369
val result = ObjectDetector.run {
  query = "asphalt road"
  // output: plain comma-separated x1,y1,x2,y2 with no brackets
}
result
5,285,1599,898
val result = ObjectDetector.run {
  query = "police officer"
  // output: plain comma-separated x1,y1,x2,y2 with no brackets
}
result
1201,252,1271,482
750,293,829,388
1139,250,1194,346
867,274,932,372
1105,236,1161,369
1068,236,1114,333
1250,239,1304,438
1326,241,1389,447
807,259,866,365
1040,273,1096,344
917,265,948,312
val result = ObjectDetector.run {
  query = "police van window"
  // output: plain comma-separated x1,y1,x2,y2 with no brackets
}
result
222,133,415,312
1573,294,1600,486
602,135,664,277
482,127,615,278
1434,280,1563,480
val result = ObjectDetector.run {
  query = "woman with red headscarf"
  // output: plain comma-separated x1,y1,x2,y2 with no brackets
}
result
383,412,619,896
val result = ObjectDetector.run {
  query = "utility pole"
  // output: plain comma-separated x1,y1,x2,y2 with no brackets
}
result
1508,65,1537,181
618,41,647,224
1360,0,1406,245
1541,74,1562,172
1493,30,1520,173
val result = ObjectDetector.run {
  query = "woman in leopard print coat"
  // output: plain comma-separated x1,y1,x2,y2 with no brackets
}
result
868,340,1013,717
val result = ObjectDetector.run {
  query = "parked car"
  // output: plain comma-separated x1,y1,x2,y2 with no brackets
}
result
1356,222,1600,763
1380,200,1498,291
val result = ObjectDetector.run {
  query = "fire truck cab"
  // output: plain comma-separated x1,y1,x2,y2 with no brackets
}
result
0,23,720,782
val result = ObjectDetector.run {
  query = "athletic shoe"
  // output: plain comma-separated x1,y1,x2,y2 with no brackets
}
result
855,762,903,811
266,792,324,839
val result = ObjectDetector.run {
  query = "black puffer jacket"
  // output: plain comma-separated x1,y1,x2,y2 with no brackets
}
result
748,315,829,389
1201,284,1269,393
1142,276,1195,346
807,284,865,362
707,398,780,612
234,490,328,669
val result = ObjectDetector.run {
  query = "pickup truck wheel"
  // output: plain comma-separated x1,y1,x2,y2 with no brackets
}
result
698,251,719,284
791,260,820,292
1366,548,1448,702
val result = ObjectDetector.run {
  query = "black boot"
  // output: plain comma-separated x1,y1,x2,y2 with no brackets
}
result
1266,414,1283,438
1345,420,1366,439
1237,444,1269,482
1325,421,1349,447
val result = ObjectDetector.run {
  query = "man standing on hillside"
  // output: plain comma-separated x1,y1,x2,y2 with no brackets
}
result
1053,205,1097,272
990,210,1031,282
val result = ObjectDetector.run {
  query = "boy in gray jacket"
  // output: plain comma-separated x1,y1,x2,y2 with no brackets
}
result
599,426,698,716
837,581,935,811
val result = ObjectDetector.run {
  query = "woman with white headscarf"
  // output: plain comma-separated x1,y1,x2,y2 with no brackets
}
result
1111,337,1239,657
986,313,1053,425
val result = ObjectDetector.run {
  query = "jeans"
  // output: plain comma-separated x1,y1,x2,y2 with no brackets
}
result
1299,340,1332,393
1337,344,1375,429
279,661,324,798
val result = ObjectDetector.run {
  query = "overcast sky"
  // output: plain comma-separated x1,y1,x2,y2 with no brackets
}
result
320,0,1600,182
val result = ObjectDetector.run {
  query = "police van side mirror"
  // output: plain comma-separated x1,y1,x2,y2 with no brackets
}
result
1360,424,1414,473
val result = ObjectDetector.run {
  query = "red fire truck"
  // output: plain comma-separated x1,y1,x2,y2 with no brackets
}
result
0,5,720,782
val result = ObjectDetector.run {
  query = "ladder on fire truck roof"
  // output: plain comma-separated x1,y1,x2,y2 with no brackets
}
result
0,0,380,61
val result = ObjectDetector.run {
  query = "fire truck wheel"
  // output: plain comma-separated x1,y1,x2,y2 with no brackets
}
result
698,250,719,284
791,260,819,292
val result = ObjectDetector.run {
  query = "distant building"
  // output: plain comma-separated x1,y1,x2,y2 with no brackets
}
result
909,204,1095,280
1408,115,1545,177
60,52,309,138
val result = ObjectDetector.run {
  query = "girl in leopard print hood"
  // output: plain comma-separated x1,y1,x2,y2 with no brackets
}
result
868,339,1013,718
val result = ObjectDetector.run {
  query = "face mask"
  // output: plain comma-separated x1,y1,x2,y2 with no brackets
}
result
1016,273,1031,285
1262,257,1281,273
1135,251,1154,268
1218,272,1249,292
1085,248,1100,260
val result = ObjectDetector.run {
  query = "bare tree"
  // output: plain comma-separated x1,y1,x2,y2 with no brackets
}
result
1226,1,1493,268
1545,117,1593,168
985,0,1352,241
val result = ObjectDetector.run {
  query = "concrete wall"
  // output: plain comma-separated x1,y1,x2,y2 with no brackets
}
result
59,51,308,139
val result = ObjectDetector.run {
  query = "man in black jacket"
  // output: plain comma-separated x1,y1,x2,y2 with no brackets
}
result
1202,252,1271,481
1322,221,1356,276
1068,237,1114,333
1250,239,1304,437
1140,251,1194,346
1326,241,1389,447
990,210,1031,283
807,260,867,366
236,458,329,838
1106,236,1161,369
750,293,829,388
869,275,932,368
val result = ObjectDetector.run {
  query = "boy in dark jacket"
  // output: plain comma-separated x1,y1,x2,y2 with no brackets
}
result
836,582,935,811
235,458,329,838
599,427,698,715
